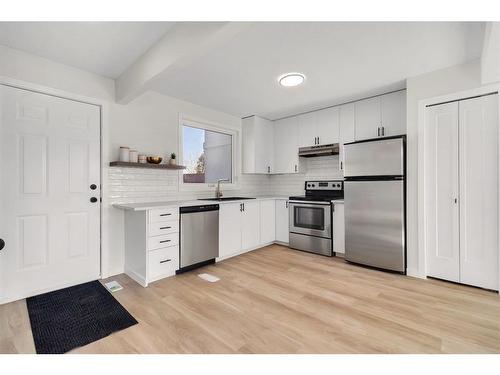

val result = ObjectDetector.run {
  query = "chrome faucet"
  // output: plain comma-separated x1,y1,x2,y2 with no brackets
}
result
215,179,229,199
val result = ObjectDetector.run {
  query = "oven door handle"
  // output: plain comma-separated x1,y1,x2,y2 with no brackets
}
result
288,201,332,207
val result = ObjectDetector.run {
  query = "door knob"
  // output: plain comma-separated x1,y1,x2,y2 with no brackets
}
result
90,197,98,203
90,184,97,190
0,238,5,251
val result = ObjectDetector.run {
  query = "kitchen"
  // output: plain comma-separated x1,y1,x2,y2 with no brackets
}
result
0,18,500,361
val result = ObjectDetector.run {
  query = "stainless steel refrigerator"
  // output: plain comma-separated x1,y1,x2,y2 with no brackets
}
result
343,136,406,273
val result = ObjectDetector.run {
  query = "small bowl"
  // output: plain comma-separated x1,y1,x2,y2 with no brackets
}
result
146,156,162,164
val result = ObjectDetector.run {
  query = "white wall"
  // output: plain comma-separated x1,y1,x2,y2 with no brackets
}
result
405,59,482,277
481,22,500,85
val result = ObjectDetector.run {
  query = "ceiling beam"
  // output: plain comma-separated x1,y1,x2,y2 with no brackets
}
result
115,22,251,104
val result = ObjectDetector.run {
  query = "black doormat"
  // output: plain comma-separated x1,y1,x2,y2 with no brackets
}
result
26,280,138,354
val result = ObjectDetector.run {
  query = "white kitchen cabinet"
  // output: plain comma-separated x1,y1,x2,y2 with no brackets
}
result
316,106,340,145
242,115,274,174
241,201,260,249
425,94,498,290
354,96,381,140
380,90,406,137
339,103,355,172
273,117,299,174
219,200,262,259
219,202,243,258
297,112,317,147
124,206,180,287
275,199,289,243
355,91,406,141
297,107,339,147
260,200,276,244
332,201,345,255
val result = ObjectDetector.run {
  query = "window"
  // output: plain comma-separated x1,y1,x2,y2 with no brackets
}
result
181,121,234,185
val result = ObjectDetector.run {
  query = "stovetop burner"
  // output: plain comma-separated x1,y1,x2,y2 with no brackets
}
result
289,180,344,202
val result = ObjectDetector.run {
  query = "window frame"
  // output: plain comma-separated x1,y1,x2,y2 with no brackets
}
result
178,113,240,192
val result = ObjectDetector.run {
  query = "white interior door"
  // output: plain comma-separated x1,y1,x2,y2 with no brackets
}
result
459,94,499,290
0,85,101,303
425,101,460,282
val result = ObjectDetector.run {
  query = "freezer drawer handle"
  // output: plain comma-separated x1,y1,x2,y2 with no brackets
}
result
160,259,172,264
159,239,171,244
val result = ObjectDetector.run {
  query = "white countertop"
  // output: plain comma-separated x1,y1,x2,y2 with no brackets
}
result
113,196,290,211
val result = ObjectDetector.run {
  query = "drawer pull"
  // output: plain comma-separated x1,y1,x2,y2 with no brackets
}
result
160,259,172,264
160,226,171,230
159,239,171,244
159,213,172,217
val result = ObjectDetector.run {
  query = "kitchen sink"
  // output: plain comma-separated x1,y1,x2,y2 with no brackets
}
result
198,197,256,201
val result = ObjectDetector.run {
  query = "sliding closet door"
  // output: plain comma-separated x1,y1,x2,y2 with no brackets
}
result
425,102,460,282
459,94,499,290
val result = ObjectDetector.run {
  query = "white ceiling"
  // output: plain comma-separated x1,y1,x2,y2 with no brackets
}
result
0,22,175,78
0,22,485,119
147,22,485,119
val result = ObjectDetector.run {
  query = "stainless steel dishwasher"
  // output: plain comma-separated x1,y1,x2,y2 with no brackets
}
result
178,204,219,273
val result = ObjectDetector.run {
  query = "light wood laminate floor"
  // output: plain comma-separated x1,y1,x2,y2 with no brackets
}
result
1,245,500,353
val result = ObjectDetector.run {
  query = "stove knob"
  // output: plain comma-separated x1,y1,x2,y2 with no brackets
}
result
307,184,311,187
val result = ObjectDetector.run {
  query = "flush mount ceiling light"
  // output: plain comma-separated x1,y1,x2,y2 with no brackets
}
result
278,72,305,87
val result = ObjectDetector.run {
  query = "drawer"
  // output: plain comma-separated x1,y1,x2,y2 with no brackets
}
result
148,220,179,237
148,232,179,251
148,246,179,281
149,207,179,223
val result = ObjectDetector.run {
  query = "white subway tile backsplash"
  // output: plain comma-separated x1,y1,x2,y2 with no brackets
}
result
107,155,342,205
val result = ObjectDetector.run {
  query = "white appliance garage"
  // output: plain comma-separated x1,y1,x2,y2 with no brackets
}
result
0,85,101,304
424,93,499,290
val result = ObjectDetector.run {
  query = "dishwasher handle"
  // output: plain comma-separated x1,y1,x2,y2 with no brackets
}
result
180,204,219,214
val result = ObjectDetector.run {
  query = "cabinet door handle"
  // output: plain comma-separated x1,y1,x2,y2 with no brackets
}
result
377,127,380,136
160,259,172,264
240,203,243,212
382,126,385,136
242,203,245,212
294,164,298,172
267,166,270,173
285,201,289,208
317,136,320,145
340,161,343,170
160,226,171,230
160,213,171,217
159,239,171,244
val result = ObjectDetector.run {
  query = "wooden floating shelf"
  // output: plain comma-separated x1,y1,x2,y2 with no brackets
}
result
109,161,186,170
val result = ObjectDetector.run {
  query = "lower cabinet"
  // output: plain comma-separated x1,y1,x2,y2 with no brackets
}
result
219,199,279,260
219,202,243,258
275,199,289,243
332,201,345,255
124,206,180,287
260,200,276,244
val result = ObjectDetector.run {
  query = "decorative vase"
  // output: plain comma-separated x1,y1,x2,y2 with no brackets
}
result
169,158,177,166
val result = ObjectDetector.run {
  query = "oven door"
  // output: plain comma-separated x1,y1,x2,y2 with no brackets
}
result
289,201,331,238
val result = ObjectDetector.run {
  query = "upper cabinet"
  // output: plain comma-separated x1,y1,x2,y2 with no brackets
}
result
316,106,340,145
354,90,406,141
380,91,407,137
297,107,339,147
273,116,300,174
242,116,274,174
241,91,406,175
339,103,355,171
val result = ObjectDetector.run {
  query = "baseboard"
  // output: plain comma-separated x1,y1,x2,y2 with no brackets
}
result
125,268,147,287
406,267,426,279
